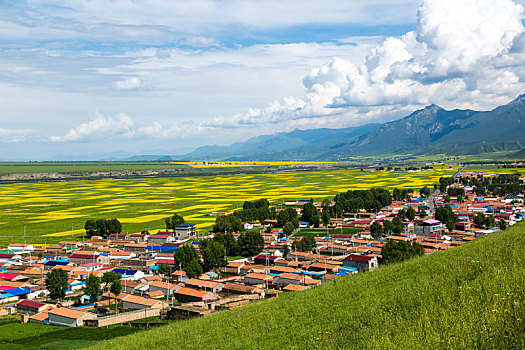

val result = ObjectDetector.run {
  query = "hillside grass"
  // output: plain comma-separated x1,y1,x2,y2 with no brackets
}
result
88,222,525,350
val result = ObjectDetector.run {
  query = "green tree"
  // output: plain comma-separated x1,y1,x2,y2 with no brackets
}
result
382,240,424,264
474,213,487,227
238,230,264,257
45,268,68,301
185,259,203,279
174,245,200,269
102,271,122,311
202,240,226,271
213,232,240,256
420,186,431,198
392,216,404,234
165,213,185,230
283,222,295,236
406,207,416,221
84,219,97,238
419,209,427,218
282,243,290,258
158,263,172,277
457,194,463,203
446,220,455,232
213,215,242,233
370,221,382,238
382,220,394,235
322,209,331,227
444,194,451,203
499,219,507,230
84,274,101,302
485,215,496,228
435,205,459,225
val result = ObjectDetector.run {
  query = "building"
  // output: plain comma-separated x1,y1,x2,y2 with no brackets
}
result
343,254,378,272
174,223,196,239
414,219,443,236
173,287,217,303
16,300,52,316
184,278,224,293
148,281,180,296
121,294,165,310
47,308,96,327
69,253,102,265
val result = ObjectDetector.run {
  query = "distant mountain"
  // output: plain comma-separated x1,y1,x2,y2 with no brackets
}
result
179,94,525,160
183,124,381,161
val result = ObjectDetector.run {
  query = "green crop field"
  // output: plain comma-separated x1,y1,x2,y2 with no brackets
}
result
0,169,455,247
0,162,192,175
87,222,525,350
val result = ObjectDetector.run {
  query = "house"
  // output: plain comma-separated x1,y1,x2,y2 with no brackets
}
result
283,284,307,292
254,255,278,266
29,311,49,324
79,262,103,272
47,308,96,327
184,278,224,293
222,261,245,275
69,253,102,265
273,273,319,287
220,283,259,296
414,219,443,236
16,300,52,316
148,235,174,245
343,254,378,272
243,273,272,285
174,223,196,239
173,287,217,303
148,281,180,296
121,294,165,310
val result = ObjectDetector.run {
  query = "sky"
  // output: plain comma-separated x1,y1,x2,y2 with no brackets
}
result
2,0,525,160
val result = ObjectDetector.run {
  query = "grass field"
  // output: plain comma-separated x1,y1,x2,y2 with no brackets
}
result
0,169,455,247
0,162,192,175
0,318,150,350
87,222,525,350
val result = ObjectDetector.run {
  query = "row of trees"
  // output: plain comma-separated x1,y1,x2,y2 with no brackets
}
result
171,230,265,277
84,218,122,238
381,240,424,264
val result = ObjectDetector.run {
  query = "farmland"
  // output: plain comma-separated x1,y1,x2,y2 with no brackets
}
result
0,168,456,247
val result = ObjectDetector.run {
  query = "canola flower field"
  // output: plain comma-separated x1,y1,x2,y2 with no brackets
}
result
0,169,456,247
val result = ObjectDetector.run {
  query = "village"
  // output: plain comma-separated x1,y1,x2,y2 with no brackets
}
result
0,170,523,329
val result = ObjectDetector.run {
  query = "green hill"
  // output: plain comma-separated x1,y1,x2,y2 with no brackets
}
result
89,223,525,349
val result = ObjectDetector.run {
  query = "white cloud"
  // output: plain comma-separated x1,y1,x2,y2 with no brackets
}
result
50,113,134,142
206,0,525,130
114,77,142,90
0,128,33,142
181,36,220,47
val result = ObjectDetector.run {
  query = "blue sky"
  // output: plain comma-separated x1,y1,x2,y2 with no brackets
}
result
1,0,525,160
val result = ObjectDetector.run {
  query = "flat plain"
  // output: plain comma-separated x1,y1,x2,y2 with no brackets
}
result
0,168,455,247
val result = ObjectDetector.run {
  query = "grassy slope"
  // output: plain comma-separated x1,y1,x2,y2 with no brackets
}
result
89,222,525,350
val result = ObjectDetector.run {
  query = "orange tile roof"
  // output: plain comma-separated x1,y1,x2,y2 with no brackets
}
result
48,307,90,319
30,311,49,322
174,287,206,298
122,294,159,307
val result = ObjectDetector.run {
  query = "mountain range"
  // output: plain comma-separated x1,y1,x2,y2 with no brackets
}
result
132,94,525,161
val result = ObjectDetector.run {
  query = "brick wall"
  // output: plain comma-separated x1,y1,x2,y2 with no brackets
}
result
84,308,161,327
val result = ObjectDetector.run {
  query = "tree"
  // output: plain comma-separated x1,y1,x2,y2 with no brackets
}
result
419,209,427,218
282,243,290,258
45,268,68,301
102,271,122,312
446,220,455,232
301,202,320,228
174,245,200,269
165,213,185,230
292,236,317,252
202,240,226,271
213,232,240,256
382,240,424,264
322,210,331,227
158,263,172,277
499,219,507,230
84,219,97,238
485,215,496,228
392,216,404,234
457,194,463,203
185,259,203,279
213,215,242,233
382,220,394,235
283,222,295,236
406,207,416,221
420,186,431,198
238,231,264,257
444,194,451,203
435,205,459,225
370,221,382,238
85,274,101,302
474,212,487,227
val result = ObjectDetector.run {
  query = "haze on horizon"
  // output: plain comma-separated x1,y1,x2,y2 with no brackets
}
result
2,0,525,160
